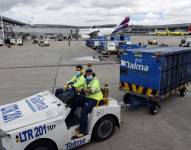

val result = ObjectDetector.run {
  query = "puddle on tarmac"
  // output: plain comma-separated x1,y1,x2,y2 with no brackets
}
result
74,56,108,61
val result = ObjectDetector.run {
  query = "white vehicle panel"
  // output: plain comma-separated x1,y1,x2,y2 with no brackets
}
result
107,42,116,51
0,91,60,132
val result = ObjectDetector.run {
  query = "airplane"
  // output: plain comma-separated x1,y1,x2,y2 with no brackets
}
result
78,16,130,38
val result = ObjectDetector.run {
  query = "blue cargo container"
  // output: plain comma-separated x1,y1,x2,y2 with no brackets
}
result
110,35,119,41
98,34,131,53
92,36,106,49
120,47,191,114
85,38,93,47
119,34,130,41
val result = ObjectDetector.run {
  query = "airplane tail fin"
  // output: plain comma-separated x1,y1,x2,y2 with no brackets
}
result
119,16,130,26
112,16,130,34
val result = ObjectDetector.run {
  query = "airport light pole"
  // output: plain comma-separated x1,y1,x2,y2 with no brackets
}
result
0,15,5,39
0,0,5,40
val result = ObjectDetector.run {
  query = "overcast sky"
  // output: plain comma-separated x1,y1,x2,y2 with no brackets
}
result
0,0,191,26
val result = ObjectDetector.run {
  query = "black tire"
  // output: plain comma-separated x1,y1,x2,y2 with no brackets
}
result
149,103,160,115
180,87,186,97
123,93,131,104
93,116,115,141
25,140,57,150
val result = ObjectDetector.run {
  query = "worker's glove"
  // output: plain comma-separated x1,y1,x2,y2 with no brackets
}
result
64,84,69,89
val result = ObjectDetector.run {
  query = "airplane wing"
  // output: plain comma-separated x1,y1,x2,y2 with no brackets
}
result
89,30,100,37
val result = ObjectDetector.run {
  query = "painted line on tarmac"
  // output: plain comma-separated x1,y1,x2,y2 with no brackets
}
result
0,62,118,70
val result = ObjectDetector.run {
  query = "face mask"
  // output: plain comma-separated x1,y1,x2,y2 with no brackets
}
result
86,75,93,81
75,71,81,77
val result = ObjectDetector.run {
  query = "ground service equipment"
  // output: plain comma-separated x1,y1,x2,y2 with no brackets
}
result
120,47,191,114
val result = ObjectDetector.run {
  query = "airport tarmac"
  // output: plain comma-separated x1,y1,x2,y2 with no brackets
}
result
0,36,191,150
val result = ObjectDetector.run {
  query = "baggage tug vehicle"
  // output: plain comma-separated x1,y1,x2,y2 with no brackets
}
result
0,91,120,150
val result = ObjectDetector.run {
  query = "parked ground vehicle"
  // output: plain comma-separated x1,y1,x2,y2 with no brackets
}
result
39,39,50,47
148,39,158,45
16,38,23,46
10,38,16,45
179,37,191,47
0,39,3,46
98,34,131,55
0,91,120,150
101,41,117,54
33,38,39,44
120,47,191,115
92,36,106,50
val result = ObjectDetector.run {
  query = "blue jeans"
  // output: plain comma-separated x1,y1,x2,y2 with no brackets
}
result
67,95,97,134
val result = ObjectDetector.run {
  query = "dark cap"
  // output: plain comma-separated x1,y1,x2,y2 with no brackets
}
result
85,68,93,73
76,65,83,70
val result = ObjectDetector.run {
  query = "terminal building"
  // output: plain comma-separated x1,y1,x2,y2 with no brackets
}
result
13,24,78,38
0,16,27,39
0,16,78,40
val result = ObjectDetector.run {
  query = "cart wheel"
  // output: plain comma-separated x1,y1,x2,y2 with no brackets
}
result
180,87,186,97
123,93,131,104
93,116,115,141
149,104,160,115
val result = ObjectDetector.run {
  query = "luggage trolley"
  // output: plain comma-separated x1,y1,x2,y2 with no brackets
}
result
120,47,191,115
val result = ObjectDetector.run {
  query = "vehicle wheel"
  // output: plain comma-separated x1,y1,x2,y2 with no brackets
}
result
123,93,131,104
149,103,160,115
180,87,186,97
93,116,115,141
25,140,57,150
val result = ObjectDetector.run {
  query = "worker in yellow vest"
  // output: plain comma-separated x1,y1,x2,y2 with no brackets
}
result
66,68,103,138
55,65,85,99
